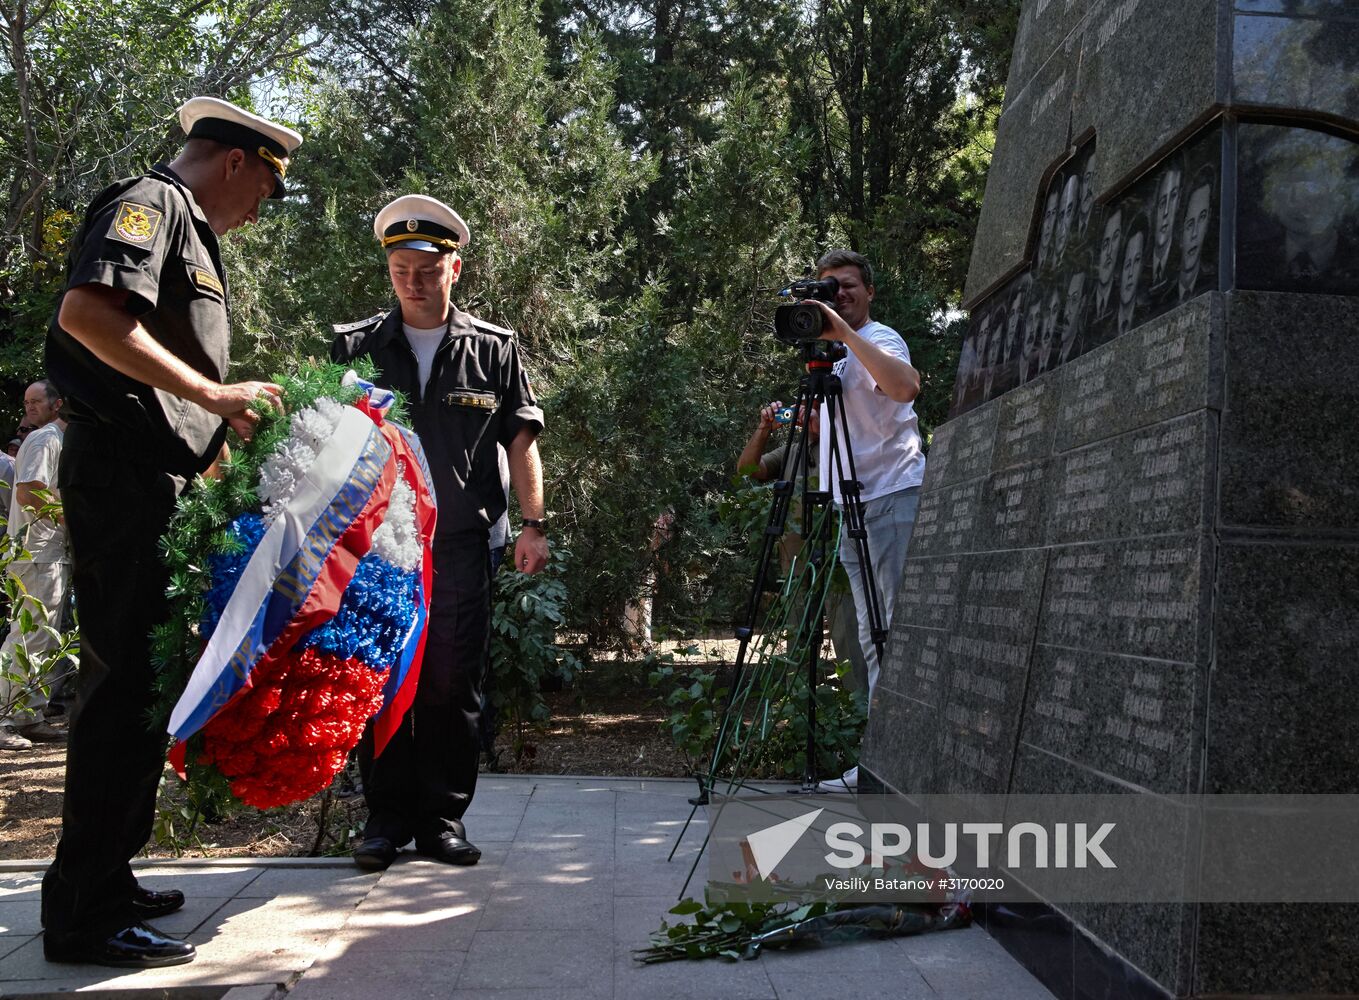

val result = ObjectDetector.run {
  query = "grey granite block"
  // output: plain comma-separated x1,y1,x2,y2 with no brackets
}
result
1054,294,1222,452
1044,411,1217,545
766,968,935,1000
135,865,265,898
0,875,41,901
1219,290,1359,531
1233,11,1359,124
861,683,944,794
1019,645,1199,793
1236,0,1359,14
979,459,1052,552
905,479,985,557
1194,902,1359,994
891,556,966,633
993,379,1061,474
147,895,232,936
1206,541,1359,794
478,882,614,931
923,401,998,492
1005,0,1092,112
1037,534,1214,664
292,957,466,1000
877,625,950,704
901,923,1061,998
965,31,1082,304
233,868,373,899
1072,0,1221,199
931,550,1049,793
1068,900,1192,997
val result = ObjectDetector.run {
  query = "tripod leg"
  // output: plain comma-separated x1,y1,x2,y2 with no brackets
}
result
695,381,818,806
823,391,888,667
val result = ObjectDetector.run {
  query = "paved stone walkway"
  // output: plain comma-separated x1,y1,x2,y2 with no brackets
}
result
1,775,1055,998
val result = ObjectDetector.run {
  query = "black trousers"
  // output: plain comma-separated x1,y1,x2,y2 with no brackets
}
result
358,532,491,845
42,425,179,942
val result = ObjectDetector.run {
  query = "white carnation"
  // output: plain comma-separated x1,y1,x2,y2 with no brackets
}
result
370,463,422,570
258,397,348,524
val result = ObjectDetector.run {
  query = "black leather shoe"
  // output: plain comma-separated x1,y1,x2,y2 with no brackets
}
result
44,922,195,968
353,836,399,871
131,886,185,919
417,833,481,866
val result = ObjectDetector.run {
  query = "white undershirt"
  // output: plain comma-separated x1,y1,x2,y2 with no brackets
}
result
402,323,445,393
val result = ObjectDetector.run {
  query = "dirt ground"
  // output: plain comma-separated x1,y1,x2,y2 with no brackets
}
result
0,657,706,862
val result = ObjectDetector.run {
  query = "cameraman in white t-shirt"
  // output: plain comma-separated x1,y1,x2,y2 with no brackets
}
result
810,249,925,791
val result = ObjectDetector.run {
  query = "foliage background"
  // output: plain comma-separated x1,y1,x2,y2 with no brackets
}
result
0,0,1018,656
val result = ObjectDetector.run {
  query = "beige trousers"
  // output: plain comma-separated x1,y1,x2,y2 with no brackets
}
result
0,559,71,723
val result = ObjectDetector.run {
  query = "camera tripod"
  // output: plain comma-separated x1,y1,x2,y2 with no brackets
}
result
668,338,889,887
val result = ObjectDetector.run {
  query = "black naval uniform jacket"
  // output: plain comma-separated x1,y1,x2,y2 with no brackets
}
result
330,306,543,539
47,163,232,480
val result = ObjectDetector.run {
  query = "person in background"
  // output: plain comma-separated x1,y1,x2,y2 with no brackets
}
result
806,249,925,793
0,379,71,751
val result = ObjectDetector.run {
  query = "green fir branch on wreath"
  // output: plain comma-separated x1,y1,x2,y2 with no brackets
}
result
146,358,392,808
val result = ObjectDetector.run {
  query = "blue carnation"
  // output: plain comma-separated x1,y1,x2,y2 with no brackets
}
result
300,555,420,672
201,513,267,638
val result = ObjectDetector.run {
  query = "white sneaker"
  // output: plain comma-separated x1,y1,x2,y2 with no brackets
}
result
816,765,858,793
0,725,33,751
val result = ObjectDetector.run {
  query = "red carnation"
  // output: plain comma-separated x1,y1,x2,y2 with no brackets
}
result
198,649,386,808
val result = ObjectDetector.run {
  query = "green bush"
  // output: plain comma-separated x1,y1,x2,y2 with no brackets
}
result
489,546,582,761
646,644,718,770
649,648,865,782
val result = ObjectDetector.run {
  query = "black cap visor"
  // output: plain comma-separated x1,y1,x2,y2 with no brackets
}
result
187,119,290,198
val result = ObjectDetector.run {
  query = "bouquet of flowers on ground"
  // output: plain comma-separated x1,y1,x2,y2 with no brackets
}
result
150,363,436,808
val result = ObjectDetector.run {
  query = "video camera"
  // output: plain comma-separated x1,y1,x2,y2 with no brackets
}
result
773,276,839,344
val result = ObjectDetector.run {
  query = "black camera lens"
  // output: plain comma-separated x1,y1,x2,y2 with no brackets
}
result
774,303,824,343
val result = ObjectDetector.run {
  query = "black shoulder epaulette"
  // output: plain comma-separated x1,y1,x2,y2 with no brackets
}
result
470,316,516,339
333,312,388,336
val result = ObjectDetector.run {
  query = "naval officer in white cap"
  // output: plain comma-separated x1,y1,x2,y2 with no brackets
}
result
42,96,302,969
333,194,547,871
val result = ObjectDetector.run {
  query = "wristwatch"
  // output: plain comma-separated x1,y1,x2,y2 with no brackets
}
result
521,518,547,535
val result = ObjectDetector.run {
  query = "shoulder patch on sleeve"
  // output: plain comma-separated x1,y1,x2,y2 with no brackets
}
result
107,202,163,246
332,312,387,335
470,316,516,339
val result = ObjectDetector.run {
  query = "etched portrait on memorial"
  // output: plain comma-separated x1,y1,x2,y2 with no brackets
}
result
1147,155,1183,303
982,303,1007,401
1036,181,1060,273
1056,171,1081,265
1037,283,1062,376
1001,273,1031,394
1021,280,1045,383
1237,124,1359,296
1091,204,1124,335
1177,163,1216,304
1077,148,1097,244
1116,211,1149,338
955,309,990,412
1058,270,1088,367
